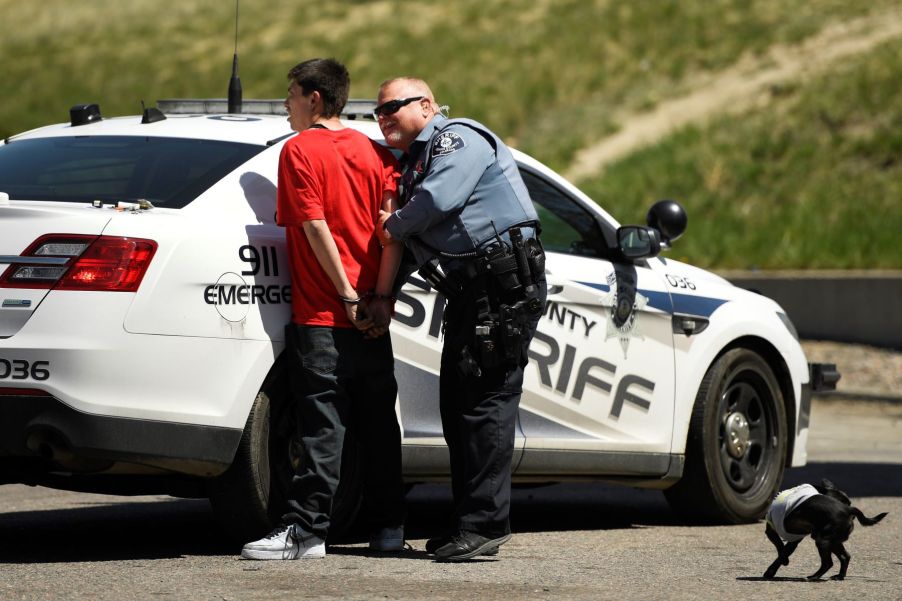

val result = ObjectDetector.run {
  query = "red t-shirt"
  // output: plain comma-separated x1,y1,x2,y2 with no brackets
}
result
276,128,399,327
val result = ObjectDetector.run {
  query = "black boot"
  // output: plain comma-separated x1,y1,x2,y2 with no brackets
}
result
433,531,510,561
426,533,499,556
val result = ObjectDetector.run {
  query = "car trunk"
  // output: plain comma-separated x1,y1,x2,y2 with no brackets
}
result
0,202,110,337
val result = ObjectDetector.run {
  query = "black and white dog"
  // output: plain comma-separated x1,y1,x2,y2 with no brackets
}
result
763,479,887,580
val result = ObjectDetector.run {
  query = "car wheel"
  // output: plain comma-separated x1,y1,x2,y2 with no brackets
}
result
209,372,363,542
664,347,787,523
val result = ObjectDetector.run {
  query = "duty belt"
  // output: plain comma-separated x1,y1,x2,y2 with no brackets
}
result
417,227,545,301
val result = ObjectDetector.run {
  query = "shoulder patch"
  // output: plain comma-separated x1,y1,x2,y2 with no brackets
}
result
431,131,466,157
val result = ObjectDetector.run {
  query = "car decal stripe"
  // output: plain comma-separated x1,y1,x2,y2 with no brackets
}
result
396,359,601,440
670,292,728,318
575,281,728,317
576,281,611,293
518,406,597,439
640,289,673,313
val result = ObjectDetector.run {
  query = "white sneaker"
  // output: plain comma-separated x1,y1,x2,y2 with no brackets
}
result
369,525,405,552
241,524,325,560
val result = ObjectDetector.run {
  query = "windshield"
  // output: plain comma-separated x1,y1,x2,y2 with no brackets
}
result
0,136,264,208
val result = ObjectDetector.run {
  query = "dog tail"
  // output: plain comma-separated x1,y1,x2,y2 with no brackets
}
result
852,508,888,526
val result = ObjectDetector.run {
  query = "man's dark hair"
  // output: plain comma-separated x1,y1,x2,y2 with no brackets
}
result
287,58,349,117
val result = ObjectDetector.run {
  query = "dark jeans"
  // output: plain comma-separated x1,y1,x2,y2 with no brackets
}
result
439,275,547,536
281,324,405,539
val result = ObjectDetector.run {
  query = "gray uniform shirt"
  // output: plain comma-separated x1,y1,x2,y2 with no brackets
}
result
384,114,537,268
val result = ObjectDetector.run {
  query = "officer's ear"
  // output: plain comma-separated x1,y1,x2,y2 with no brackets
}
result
419,98,432,118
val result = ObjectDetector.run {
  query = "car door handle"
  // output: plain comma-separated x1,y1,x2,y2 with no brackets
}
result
547,284,564,296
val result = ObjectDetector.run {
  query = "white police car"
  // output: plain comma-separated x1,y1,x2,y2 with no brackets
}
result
0,99,837,539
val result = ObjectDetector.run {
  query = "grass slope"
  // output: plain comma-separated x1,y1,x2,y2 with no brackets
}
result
583,38,902,269
1,0,899,268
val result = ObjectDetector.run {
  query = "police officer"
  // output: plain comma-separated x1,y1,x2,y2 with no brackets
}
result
375,77,547,561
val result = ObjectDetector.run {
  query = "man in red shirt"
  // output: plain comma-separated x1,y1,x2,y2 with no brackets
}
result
241,58,405,560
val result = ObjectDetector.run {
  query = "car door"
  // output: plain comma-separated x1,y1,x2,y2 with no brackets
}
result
514,168,677,478
390,272,461,477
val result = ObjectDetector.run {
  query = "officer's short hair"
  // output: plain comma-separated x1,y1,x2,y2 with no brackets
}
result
379,77,435,103
287,58,349,117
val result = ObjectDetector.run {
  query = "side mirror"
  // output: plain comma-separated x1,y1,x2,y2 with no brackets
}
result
646,199,687,246
617,226,662,260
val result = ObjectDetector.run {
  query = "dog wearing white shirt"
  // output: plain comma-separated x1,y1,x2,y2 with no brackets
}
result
763,479,887,580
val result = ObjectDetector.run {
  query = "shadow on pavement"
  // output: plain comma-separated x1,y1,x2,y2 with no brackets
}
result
1,460,898,563
0,498,231,563
401,481,677,541
782,462,902,497
736,576,814,583
404,460,902,539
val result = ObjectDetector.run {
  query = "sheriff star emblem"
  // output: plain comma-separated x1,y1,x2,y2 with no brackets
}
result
600,272,647,358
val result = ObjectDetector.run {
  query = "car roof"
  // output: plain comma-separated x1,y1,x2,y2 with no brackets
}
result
4,100,621,245
10,99,383,146
5,99,615,224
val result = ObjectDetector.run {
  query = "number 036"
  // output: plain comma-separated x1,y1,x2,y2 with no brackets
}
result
0,359,50,381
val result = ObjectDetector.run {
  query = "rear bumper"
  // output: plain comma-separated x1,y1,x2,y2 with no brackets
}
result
0,393,241,478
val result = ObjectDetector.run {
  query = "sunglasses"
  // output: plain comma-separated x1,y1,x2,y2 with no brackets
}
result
373,96,424,118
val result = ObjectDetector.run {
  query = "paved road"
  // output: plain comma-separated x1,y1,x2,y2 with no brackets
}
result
1,398,900,601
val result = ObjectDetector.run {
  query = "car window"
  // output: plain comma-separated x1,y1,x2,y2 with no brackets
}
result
0,136,264,208
519,168,611,258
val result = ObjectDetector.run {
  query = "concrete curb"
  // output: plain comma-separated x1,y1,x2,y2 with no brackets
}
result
718,270,902,350
814,391,902,404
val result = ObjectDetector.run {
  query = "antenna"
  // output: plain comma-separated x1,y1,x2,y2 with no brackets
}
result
227,0,242,114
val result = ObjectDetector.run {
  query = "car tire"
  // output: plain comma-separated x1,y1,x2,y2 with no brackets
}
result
664,347,787,524
209,370,363,542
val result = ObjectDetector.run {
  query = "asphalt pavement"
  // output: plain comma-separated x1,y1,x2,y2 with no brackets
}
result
1,397,900,601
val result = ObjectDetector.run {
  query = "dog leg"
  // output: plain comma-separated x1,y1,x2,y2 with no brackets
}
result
763,524,798,578
763,557,783,579
807,539,834,580
831,542,850,580
764,542,800,579
781,540,799,565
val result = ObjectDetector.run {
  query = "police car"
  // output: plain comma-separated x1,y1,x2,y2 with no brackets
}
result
0,99,837,539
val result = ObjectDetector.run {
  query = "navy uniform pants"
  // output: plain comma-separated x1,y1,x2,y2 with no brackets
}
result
281,324,405,539
439,275,546,536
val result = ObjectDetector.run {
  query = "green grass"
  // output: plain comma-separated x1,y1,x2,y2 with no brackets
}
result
581,38,902,269
2,0,894,164
1,0,900,268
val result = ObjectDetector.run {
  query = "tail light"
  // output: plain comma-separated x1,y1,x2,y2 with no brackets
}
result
0,234,157,292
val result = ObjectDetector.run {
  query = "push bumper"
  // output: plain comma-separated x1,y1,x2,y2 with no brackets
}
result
808,362,841,392
797,363,841,436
